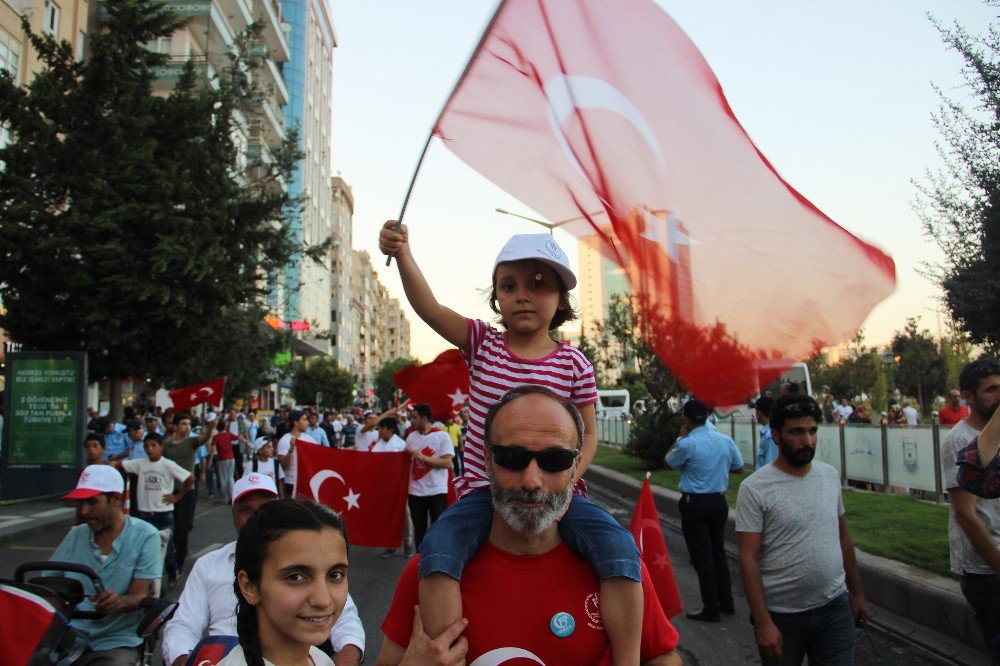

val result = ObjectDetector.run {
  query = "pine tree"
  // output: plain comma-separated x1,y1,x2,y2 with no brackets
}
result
915,5,1000,354
0,0,322,409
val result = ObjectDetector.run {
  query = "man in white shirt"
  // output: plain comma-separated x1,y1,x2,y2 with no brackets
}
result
162,474,364,666
405,403,453,549
940,359,1000,655
902,401,919,426
276,409,315,497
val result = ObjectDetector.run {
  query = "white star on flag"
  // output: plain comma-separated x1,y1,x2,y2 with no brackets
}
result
653,552,670,571
189,393,198,400
639,209,698,261
343,488,361,511
448,388,468,407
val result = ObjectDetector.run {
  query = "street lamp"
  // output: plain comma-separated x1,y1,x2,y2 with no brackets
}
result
495,208,556,235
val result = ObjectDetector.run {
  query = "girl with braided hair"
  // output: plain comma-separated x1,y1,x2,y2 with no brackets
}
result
220,499,348,666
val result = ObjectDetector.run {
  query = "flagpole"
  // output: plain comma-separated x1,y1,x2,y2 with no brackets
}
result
387,0,510,267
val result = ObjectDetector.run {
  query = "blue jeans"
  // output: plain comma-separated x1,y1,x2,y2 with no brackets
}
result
761,593,856,665
418,488,641,581
135,510,177,576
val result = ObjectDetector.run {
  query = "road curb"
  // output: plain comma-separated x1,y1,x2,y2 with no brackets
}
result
585,464,990,665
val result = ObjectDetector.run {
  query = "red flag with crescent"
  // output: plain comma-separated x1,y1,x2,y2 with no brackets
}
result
295,443,411,548
392,349,470,422
433,0,895,406
629,478,683,618
168,377,226,411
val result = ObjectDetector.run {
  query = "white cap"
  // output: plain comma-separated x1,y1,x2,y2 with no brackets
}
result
205,412,218,423
64,465,125,500
232,473,279,504
493,234,576,290
251,436,270,453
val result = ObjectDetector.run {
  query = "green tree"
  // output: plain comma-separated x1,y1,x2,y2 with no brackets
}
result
0,1,320,416
890,318,947,415
375,357,417,407
915,7,1000,354
592,296,685,464
291,358,354,409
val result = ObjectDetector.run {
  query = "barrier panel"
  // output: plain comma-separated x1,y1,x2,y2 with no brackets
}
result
816,424,843,476
885,426,937,492
843,425,885,484
732,420,755,465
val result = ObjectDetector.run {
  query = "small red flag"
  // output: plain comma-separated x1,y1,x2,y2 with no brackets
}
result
392,349,470,422
629,478,683,618
168,377,226,411
433,0,895,405
295,443,411,548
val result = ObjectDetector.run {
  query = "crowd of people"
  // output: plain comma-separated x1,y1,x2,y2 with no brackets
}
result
36,226,1000,665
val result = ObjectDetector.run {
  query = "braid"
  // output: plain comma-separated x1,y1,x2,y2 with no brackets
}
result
234,582,265,666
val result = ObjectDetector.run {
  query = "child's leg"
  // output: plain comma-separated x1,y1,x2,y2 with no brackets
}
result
417,489,493,639
558,495,643,665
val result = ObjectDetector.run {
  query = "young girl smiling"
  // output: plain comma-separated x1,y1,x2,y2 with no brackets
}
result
221,499,349,666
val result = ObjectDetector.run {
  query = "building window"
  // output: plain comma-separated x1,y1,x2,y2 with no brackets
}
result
0,32,21,83
75,30,85,61
43,1,60,36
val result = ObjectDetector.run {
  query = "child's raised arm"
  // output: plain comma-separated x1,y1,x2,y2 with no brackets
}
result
379,220,467,349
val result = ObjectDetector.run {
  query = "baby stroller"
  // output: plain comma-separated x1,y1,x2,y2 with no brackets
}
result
0,561,177,665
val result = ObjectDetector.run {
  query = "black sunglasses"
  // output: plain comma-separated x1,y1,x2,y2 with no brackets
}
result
781,402,823,420
487,444,579,473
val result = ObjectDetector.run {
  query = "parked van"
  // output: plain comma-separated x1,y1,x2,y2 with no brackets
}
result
597,389,630,419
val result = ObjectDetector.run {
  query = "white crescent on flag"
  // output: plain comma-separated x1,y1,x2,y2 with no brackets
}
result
309,469,361,512
469,647,546,666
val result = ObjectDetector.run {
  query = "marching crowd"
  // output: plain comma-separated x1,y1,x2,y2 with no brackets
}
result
36,227,1000,666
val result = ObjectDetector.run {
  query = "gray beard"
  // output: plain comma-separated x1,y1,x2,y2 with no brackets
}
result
488,469,573,534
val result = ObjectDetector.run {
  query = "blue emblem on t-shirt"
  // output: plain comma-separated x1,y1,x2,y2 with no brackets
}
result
550,611,575,637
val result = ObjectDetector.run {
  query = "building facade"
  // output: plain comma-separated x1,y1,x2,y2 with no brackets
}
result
386,298,411,362
329,175,356,371
277,0,336,354
1,0,91,148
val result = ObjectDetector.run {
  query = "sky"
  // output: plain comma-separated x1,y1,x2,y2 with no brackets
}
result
329,0,996,364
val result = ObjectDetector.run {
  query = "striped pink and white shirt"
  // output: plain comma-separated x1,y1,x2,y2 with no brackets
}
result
456,319,598,497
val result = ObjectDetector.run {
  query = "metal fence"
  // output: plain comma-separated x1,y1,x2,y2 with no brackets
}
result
597,414,958,502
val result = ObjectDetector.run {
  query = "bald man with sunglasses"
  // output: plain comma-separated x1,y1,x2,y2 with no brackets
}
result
378,385,681,665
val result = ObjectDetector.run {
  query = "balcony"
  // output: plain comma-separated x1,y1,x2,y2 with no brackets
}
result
249,93,287,147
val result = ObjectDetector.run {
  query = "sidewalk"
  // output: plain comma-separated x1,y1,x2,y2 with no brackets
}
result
585,465,992,666
0,496,75,548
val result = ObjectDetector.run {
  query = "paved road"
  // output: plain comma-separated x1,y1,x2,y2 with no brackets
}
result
2,483,953,664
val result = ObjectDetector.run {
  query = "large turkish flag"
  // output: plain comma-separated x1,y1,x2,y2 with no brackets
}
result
434,0,895,405
295,443,410,548
629,478,683,618
168,377,226,411
392,349,470,422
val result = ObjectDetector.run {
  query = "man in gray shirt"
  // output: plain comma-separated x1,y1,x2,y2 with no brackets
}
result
940,359,1000,654
736,395,868,665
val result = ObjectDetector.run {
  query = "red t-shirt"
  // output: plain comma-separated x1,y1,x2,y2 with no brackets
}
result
382,542,678,664
212,432,239,461
938,405,970,426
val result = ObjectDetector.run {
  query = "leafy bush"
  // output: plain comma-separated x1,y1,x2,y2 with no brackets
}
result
624,407,683,466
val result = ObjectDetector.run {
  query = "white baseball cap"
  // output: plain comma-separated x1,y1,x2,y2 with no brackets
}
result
64,465,125,500
232,473,279,504
493,234,576,290
251,436,270,453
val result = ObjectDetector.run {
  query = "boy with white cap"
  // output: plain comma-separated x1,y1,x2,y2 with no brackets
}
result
242,435,284,494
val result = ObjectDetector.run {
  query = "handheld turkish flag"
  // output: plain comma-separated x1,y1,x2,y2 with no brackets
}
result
433,0,895,405
168,377,226,411
295,443,411,548
392,349,470,421
629,477,683,618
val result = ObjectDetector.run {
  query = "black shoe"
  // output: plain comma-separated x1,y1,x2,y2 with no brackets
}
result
720,603,736,615
686,609,721,623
